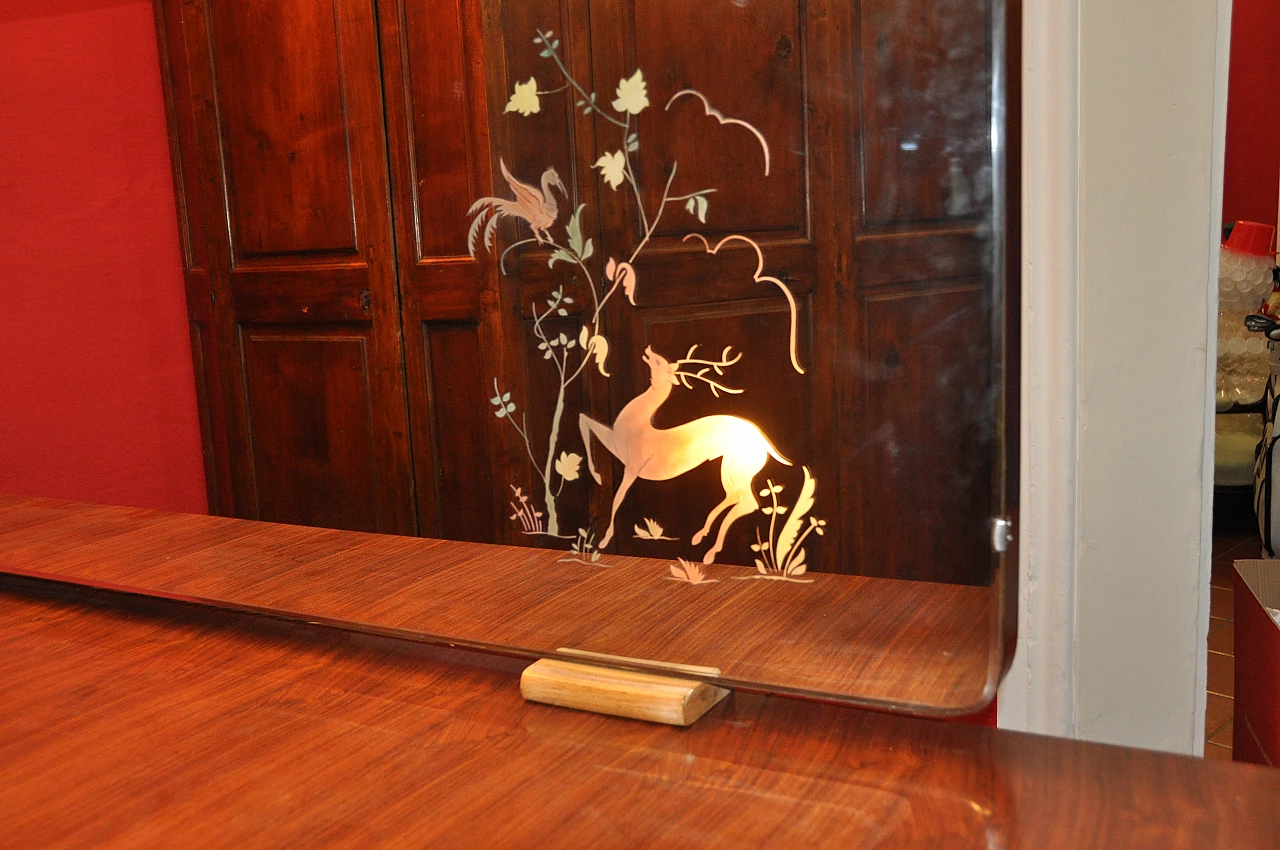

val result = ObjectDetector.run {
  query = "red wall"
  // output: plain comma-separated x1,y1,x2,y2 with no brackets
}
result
0,1,206,513
1222,0,1280,228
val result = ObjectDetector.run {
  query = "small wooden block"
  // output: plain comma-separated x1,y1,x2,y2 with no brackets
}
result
520,658,730,726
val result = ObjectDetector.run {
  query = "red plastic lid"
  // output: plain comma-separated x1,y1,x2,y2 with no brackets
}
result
1224,220,1276,257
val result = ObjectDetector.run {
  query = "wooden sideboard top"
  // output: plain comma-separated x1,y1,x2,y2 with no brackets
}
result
1,574,1276,849
0,494,994,711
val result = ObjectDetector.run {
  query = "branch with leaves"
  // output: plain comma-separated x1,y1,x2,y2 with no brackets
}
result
476,27,797,564
490,285,609,538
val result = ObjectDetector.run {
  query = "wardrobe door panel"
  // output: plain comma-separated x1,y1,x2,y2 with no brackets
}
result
631,0,807,238
163,0,415,534
208,0,359,259
855,285,993,583
240,328,380,532
857,0,991,228
842,0,996,584
154,0,233,516
421,322,496,542
380,0,513,541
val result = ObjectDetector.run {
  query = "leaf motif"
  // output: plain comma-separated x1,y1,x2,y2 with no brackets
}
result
610,261,637,305
593,152,626,190
775,466,815,567
588,334,611,377
581,237,594,262
754,559,767,574
787,548,808,577
635,523,654,540
548,249,576,268
579,325,590,348
555,451,582,482
611,70,649,115
503,77,541,116
694,194,709,224
566,205,586,257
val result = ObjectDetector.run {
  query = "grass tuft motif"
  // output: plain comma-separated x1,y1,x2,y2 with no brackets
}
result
667,557,719,584
734,466,823,583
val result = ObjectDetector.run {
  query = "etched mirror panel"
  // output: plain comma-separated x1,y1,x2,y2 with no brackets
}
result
140,0,1015,713
418,0,1014,710
466,0,1002,584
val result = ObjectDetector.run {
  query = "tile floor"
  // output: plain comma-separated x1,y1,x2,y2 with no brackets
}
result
1205,533,1258,760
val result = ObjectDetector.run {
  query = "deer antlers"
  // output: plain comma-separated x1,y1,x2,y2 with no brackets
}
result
672,345,744,398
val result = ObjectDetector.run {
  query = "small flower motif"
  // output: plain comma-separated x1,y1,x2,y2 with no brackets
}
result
612,70,649,115
594,151,626,190
555,451,583,482
504,77,541,116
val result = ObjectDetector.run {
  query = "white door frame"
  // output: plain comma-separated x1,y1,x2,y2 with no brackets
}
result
999,0,1230,753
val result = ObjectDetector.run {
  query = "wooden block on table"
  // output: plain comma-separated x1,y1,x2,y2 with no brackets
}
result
520,658,730,726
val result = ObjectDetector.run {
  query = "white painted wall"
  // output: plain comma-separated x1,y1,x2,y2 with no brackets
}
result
1000,0,1229,754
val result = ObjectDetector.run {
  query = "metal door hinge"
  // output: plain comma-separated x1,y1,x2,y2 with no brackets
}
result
991,518,1014,553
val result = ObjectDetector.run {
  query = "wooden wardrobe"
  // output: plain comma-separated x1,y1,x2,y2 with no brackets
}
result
153,0,1004,584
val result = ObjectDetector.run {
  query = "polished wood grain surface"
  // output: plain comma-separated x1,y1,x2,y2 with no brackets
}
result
1,577,1275,848
0,495,993,712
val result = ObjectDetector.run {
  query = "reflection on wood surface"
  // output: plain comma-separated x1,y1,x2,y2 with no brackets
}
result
0,494,989,710
1,578,1277,847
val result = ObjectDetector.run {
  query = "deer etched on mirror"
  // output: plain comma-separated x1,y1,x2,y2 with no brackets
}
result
581,346,791,563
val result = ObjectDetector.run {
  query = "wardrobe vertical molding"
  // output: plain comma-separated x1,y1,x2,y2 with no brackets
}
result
153,0,1003,585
